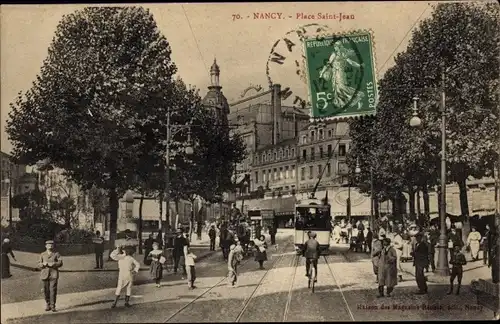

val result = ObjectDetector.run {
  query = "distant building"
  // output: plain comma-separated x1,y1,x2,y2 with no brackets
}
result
228,83,309,196
296,120,352,193
0,151,27,196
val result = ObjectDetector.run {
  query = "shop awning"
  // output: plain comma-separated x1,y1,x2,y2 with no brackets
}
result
243,196,296,215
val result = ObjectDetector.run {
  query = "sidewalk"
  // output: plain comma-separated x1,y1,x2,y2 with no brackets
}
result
11,233,215,273
399,255,491,284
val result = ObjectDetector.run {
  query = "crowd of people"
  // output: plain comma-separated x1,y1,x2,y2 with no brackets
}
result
368,220,499,298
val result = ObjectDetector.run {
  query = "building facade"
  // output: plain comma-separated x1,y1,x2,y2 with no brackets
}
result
296,120,352,193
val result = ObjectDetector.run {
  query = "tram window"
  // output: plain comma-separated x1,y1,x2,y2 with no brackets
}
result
295,206,331,230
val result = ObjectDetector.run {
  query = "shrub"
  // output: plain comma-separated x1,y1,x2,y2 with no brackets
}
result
55,228,94,244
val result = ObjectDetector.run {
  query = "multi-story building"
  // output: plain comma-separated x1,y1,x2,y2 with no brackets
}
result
228,83,309,196
296,120,352,193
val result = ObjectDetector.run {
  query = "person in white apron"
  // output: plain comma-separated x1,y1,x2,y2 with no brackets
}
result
467,227,481,261
110,246,141,308
392,231,404,282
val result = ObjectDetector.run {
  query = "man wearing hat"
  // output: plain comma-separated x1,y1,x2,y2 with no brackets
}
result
411,232,429,294
173,228,189,278
38,240,63,312
371,233,385,282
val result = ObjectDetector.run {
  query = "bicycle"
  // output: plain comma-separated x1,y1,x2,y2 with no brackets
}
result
307,261,317,293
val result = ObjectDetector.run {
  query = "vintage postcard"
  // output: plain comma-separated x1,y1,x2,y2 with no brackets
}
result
1,1,499,323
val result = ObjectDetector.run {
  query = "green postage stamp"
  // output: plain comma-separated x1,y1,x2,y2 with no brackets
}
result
303,31,378,119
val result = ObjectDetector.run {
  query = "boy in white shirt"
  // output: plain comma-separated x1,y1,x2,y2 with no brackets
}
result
110,245,141,308
185,247,197,290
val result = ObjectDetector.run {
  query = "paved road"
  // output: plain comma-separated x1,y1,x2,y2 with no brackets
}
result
1,249,223,304
3,237,493,323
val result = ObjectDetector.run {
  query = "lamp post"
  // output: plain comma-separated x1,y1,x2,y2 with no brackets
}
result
347,161,361,223
370,166,374,230
163,106,194,233
410,71,449,276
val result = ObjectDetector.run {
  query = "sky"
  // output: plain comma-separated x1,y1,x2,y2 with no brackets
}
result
0,1,437,154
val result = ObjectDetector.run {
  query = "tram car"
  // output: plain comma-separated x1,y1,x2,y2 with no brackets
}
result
294,197,332,255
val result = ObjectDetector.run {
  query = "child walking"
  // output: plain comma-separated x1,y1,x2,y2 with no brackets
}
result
447,245,467,295
148,242,165,287
185,247,197,290
110,245,141,308
228,243,243,287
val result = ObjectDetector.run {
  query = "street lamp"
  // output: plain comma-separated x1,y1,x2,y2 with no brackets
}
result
347,160,361,223
164,106,194,233
409,68,449,277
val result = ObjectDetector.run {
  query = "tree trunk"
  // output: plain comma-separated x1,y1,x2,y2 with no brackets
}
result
107,188,119,261
457,177,470,223
138,192,144,255
408,186,416,222
374,197,380,218
158,193,163,231
174,199,180,229
416,190,422,226
423,184,430,220
189,198,196,242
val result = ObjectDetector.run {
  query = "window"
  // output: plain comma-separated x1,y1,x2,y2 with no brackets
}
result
310,147,315,160
279,149,283,159
328,129,332,138
301,135,307,144
274,152,277,160
262,170,266,182
268,153,271,161
255,171,259,183
339,144,346,157
309,166,314,179
291,165,295,179
301,167,306,180
262,154,265,162
302,149,307,160
255,156,259,164
327,144,332,156
291,148,295,157
317,165,322,178
326,163,331,176
319,146,324,158
285,166,289,179
319,129,324,139
285,149,289,158
310,130,315,140
279,167,283,180
273,168,277,180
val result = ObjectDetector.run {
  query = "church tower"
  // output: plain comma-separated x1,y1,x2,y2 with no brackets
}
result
202,58,229,125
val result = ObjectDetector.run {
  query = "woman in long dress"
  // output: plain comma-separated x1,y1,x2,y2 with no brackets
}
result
375,238,398,298
254,235,268,270
148,242,164,287
467,227,482,261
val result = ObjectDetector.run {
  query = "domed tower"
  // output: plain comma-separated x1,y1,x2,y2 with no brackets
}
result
203,58,229,125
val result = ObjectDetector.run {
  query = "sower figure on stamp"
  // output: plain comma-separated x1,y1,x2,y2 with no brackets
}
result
110,245,140,308
411,232,429,295
447,245,467,295
38,240,63,312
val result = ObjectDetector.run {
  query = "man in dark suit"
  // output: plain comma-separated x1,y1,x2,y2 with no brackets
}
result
411,232,429,294
38,240,63,312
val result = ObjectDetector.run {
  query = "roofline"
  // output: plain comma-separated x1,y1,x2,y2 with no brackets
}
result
230,89,273,107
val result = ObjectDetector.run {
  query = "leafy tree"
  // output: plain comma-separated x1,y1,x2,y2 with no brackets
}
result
11,188,50,221
402,2,499,218
349,2,499,222
7,6,178,254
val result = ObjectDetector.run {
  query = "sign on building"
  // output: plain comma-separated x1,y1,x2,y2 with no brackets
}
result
303,31,378,119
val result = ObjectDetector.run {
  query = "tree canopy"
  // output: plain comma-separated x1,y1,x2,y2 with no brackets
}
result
348,2,499,218
7,6,246,247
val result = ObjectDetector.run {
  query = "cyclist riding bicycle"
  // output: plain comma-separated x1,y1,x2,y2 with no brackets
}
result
303,231,320,282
